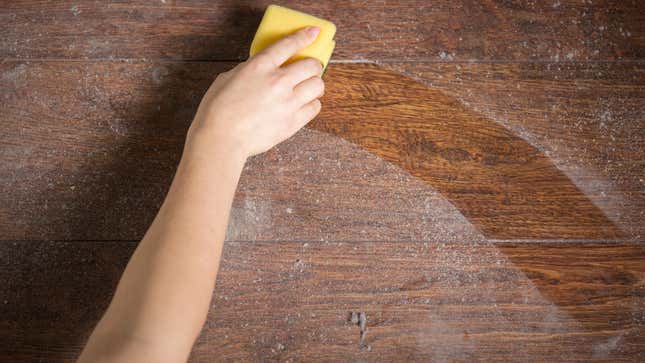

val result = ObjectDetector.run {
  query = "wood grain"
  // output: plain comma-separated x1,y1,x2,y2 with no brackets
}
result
0,61,212,240
1,240,643,362
314,63,625,239
0,61,484,242
3,1,643,362
2,0,644,61
2,61,633,240
386,61,645,239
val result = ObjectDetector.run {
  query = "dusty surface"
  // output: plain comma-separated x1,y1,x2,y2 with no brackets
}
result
1,1,644,362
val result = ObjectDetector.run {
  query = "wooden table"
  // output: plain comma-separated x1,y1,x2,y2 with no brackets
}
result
1,1,643,361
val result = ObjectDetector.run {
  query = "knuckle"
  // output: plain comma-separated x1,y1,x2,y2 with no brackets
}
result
269,74,288,92
292,32,312,49
248,55,272,71
306,58,323,73
294,31,309,45
275,69,290,82
280,34,300,49
314,78,325,95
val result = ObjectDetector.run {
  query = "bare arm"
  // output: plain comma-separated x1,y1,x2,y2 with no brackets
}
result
78,27,324,363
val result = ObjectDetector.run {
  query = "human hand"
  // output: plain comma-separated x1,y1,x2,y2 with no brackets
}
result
188,26,325,158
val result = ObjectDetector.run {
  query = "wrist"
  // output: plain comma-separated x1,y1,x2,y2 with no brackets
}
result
184,126,248,168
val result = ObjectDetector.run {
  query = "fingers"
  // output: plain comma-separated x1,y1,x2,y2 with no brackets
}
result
293,76,324,105
281,58,323,85
257,27,320,67
293,99,322,129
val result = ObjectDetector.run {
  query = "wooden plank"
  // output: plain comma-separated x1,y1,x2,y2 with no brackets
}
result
2,0,644,61
0,61,483,242
497,242,645,323
0,241,136,362
0,61,213,240
385,61,645,239
313,63,626,239
1,61,635,240
1,241,643,361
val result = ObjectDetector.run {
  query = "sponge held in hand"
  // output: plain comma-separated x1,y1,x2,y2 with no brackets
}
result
249,5,336,70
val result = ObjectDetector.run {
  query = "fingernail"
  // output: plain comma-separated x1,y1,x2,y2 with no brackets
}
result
307,26,321,38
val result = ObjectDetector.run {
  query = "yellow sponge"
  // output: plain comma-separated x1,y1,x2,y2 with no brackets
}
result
249,5,336,69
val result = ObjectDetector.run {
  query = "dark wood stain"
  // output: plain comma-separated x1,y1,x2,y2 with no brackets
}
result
2,62,637,240
1,61,486,242
386,61,645,239
2,1,644,360
2,1,644,61
312,64,624,239
1,241,643,361
0,61,214,240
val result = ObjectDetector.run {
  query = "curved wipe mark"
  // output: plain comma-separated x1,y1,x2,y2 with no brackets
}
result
310,63,623,239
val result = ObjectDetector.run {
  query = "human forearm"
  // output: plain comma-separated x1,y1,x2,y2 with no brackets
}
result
130,134,247,333
155,133,247,246
80,27,324,362
80,138,246,362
